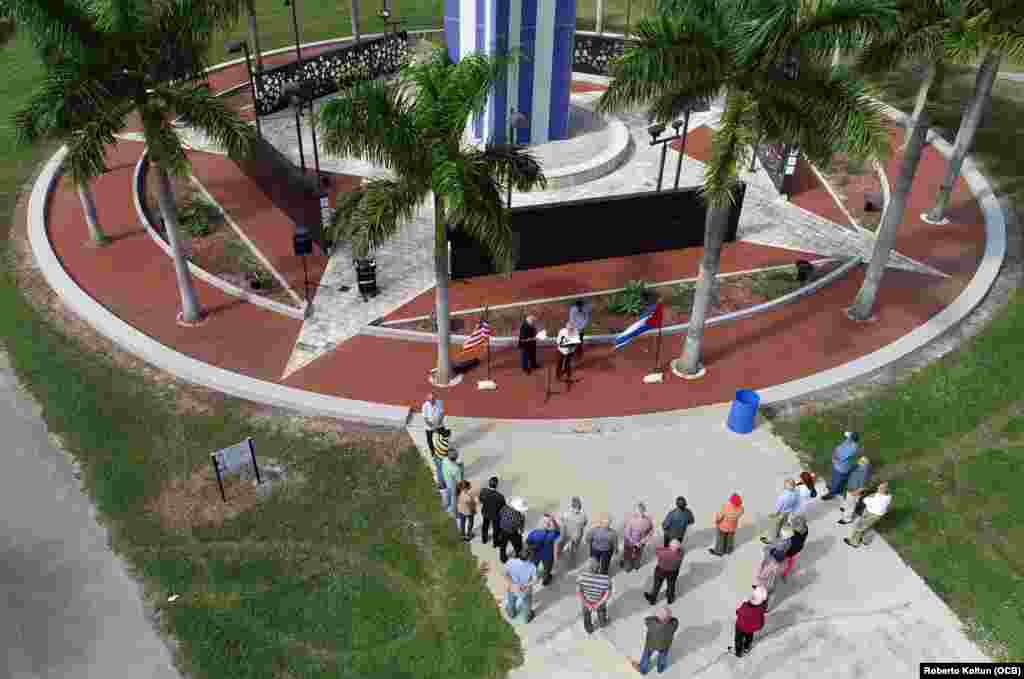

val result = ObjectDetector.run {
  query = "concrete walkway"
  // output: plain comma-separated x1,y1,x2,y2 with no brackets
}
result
0,352,179,679
408,407,987,677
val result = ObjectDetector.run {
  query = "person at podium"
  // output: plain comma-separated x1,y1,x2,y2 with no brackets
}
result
556,320,581,381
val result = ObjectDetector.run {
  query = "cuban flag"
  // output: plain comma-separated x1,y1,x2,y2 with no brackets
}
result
614,303,664,351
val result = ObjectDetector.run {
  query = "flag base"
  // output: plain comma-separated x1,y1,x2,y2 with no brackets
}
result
477,380,497,390
670,359,707,380
643,372,664,384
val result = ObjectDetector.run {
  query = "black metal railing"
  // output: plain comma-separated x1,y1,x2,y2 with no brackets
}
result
254,31,411,115
573,32,633,76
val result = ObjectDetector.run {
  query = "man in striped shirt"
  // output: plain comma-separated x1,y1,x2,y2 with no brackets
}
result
577,557,612,634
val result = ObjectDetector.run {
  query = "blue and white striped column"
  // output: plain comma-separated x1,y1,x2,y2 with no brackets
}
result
443,0,576,145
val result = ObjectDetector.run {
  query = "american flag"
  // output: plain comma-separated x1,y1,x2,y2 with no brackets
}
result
463,318,492,350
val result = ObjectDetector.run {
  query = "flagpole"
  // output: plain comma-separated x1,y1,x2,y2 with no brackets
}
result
484,305,491,381
654,322,663,373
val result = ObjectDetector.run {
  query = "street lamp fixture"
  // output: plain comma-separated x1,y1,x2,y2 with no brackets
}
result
283,80,323,182
647,98,711,191
225,39,262,139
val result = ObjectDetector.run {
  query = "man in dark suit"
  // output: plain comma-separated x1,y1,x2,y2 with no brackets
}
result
518,315,540,374
478,476,506,546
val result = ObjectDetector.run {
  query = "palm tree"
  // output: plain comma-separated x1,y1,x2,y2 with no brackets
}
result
924,0,1024,224
9,0,253,323
847,0,977,320
598,0,893,376
318,47,546,386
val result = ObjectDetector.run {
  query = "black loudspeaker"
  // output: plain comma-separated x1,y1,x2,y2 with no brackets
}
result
293,225,313,256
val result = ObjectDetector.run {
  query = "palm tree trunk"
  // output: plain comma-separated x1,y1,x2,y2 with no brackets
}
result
849,63,939,321
77,183,108,245
831,42,841,69
925,49,1001,224
674,200,730,376
245,0,264,73
350,0,361,42
433,195,452,385
155,166,205,323
905,61,936,146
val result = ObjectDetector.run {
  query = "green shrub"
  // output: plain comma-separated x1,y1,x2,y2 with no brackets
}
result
748,267,800,301
224,239,273,286
178,194,219,238
668,282,696,312
607,279,652,315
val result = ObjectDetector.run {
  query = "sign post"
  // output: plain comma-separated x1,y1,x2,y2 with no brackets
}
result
210,437,261,503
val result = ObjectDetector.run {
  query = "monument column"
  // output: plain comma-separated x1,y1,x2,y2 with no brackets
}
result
443,0,576,146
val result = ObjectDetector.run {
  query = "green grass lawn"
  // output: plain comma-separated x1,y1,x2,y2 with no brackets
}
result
0,28,519,679
771,64,1024,661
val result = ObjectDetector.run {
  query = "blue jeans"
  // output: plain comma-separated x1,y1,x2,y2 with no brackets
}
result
829,467,852,495
638,647,669,674
505,589,533,623
433,457,444,485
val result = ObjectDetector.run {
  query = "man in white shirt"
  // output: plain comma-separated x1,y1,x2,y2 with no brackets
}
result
568,300,591,358
421,393,445,487
556,321,581,381
844,482,891,548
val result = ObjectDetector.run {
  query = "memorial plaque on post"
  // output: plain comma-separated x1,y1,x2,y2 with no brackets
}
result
211,437,261,502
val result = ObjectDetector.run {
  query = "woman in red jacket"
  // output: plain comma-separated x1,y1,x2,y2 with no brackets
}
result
734,586,767,657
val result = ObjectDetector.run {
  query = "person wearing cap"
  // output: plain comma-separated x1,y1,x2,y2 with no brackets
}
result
569,299,591,359
421,393,446,489
497,497,528,563
621,502,654,572
559,497,589,564
577,557,612,634
645,538,684,605
586,514,619,575
518,315,540,374
440,449,464,516
839,456,873,525
845,482,891,548
478,476,506,545
504,545,538,623
632,605,679,674
754,535,788,610
822,431,860,500
710,494,744,556
662,496,695,548
526,515,561,586
761,479,799,544
733,586,768,657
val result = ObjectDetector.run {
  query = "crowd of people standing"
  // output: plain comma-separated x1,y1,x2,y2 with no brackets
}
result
420,399,892,671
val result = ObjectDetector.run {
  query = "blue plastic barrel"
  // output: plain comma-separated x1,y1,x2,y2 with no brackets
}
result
726,389,761,434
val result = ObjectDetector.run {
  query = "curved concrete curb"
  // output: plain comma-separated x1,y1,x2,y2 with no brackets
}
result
131,152,308,320
25,49,1006,427
754,107,1006,407
541,112,633,190
360,257,863,347
30,146,411,429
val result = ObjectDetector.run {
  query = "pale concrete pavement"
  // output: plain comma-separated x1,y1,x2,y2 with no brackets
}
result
0,352,179,679
409,405,986,678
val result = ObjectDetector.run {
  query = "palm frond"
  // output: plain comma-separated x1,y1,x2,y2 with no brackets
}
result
436,52,506,132
702,90,755,207
154,83,254,159
138,102,190,177
598,14,731,115
328,178,426,258
448,156,514,272
0,0,102,57
470,144,548,193
318,77,426,178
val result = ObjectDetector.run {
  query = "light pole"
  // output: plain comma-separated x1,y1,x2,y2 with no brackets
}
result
507,110,528,208
284,80,322,181
283,0,303,65
671,98,710,189
225,39,262,139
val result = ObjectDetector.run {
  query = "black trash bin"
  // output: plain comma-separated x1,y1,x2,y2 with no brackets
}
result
796,260,814,283
354,258,378,298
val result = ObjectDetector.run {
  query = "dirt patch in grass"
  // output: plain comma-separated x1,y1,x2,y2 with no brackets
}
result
390,261,841,335
817,153,885,231
146,464,264,532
